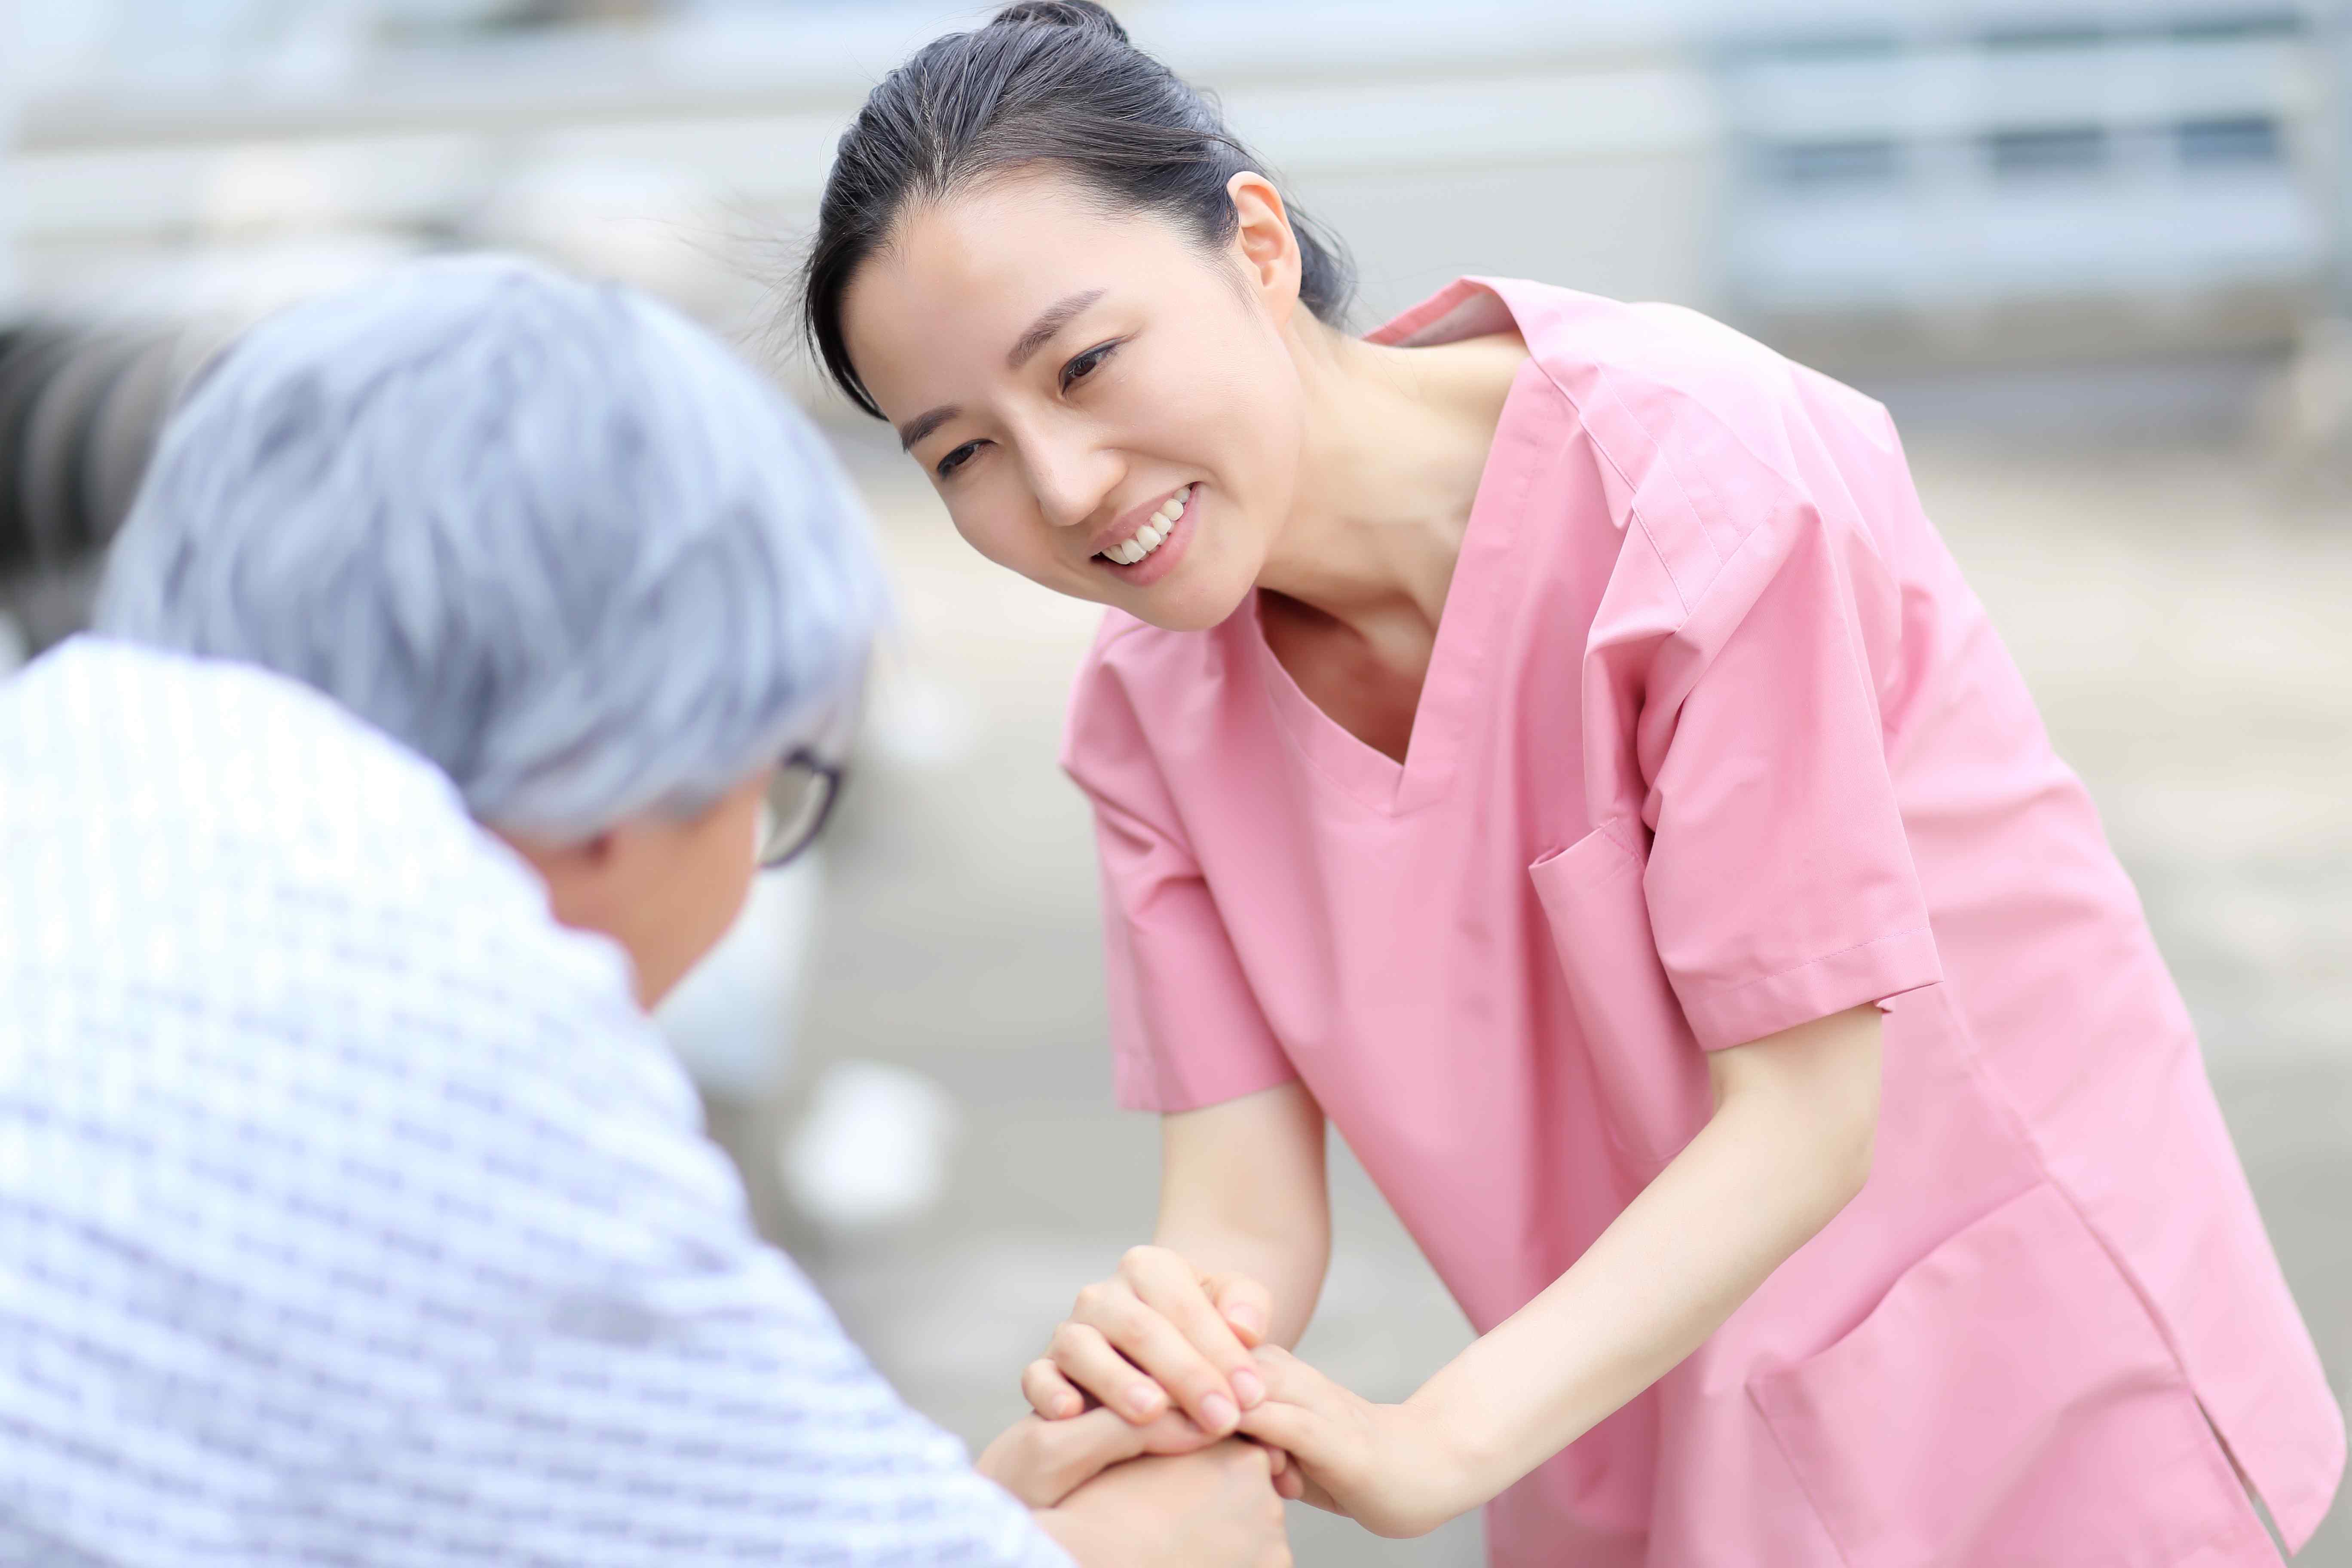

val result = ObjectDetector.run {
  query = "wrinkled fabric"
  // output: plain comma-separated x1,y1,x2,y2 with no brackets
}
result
1063,279,2342,1565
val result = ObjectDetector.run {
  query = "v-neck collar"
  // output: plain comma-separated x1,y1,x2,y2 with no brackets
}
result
1245,280,1551,817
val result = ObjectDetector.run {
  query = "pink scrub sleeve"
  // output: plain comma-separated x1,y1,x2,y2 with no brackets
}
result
1065,636,1300,1113
1632,446,1944,1052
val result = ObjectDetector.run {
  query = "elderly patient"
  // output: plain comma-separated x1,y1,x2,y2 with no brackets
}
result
0,257,1288,1567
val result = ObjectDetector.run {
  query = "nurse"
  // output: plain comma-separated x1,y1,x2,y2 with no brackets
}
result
804,3,2344,1561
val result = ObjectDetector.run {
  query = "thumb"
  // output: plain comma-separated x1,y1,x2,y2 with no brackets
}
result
1204,1273,1272,1346
1246,1344,1341,1412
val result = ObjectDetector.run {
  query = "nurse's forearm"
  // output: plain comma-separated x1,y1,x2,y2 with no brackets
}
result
1151,1221,1327,1349
1411,1006,1881,1510
1156,1082,1332,1347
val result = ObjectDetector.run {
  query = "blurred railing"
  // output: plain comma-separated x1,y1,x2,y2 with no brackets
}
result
1722,5,2324,331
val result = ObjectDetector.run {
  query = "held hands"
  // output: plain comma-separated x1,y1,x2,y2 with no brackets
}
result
1023,1246,1470,1537
1025,1246,1277,1436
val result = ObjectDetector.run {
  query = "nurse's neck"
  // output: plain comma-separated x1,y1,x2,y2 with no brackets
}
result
1258,322,1527,640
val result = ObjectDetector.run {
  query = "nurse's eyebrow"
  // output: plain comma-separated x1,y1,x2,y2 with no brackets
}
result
897,406,959,452
898,288,1108,450
1007,288,1106,371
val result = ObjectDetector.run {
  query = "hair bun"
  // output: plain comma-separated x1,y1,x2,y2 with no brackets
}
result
989,1,1130,45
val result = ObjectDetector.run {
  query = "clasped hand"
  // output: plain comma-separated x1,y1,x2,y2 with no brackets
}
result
1018,1244,1470,1540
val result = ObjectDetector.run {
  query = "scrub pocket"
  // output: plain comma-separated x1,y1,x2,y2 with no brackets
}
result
1527,821,1712,1182
1749,1181,2277,1568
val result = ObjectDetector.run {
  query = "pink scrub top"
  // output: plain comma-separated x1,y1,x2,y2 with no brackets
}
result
1060,279,2343,1566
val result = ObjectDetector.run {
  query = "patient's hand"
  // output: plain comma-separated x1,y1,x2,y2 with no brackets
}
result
1039,1441,1292,1568
1023,1246,1274,1439
977,1406,1217,1507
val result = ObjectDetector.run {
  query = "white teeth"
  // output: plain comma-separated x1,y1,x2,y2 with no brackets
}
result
1101,487,1193,566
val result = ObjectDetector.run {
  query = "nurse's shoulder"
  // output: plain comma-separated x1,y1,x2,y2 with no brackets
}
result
1501,280,1917,608
1059,605,1256,803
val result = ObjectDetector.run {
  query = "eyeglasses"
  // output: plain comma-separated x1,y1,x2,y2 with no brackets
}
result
759,749,845,870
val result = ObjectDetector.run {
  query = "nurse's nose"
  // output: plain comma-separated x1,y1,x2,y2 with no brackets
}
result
1023,431,1123,534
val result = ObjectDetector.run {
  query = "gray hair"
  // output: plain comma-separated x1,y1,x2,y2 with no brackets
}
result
96,254,887,838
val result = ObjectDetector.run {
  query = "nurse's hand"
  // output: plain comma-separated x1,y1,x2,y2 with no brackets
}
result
1023,1246,1276,1441
1232,1345,1469,1539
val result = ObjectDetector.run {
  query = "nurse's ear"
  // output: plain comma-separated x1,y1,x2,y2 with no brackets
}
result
1225,171,1304,328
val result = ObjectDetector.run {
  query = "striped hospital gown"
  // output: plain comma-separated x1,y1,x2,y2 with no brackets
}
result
0,637,1070,1568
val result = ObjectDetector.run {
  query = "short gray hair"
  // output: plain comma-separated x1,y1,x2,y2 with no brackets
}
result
96,254,886,838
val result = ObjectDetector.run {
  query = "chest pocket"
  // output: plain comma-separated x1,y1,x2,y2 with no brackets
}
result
1528,821,1712,1182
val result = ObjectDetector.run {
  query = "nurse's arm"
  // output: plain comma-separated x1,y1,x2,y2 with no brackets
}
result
1237,1004,1880,1537
1154,1079,1334,1351
1021,1081,1334,1437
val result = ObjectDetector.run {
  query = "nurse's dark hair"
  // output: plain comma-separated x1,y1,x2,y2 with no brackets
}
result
798,0,1355,419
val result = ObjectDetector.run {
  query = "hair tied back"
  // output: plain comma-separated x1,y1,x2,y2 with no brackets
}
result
989,1,1130,43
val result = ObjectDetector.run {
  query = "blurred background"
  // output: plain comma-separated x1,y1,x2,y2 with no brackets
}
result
2,1,2346,1561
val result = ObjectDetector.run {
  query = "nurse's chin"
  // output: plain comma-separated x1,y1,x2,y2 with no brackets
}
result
1123,575,1251,634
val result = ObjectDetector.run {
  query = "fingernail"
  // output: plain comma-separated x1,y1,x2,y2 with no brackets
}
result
1231,1368,1265,1408
1200,1393,1238,1432
1126,1384,1165,1418
1227,1304,1266,1338
1055,1394,1084,1418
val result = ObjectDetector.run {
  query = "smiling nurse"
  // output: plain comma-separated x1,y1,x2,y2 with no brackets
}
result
802,4,2344,1562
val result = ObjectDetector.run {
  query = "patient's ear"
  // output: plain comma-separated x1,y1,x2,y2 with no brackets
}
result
492,774,767,1010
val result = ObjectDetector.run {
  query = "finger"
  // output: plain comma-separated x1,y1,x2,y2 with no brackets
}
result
1019,1407,1153,1504
1246,1343,1329,1407
1127,1408,1219,1458
1050,1320,1167,1424
1233,1397,1323,1460
1203,1273,1273,1348
1051,1406,1150,1470
1090,1289,1246,1436
1120,1249,1262,1413
1273,1463,1306,1501
1021,1358,1087,1421
1046,1405,1216,1481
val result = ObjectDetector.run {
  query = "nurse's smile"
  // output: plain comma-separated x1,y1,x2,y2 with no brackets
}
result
1089,484,1196,585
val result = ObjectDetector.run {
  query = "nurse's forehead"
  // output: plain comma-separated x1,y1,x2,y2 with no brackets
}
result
865,207,1132,326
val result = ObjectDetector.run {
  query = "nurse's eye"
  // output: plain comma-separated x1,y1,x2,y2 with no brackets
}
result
935,440,986,480
1059,340,1121,393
